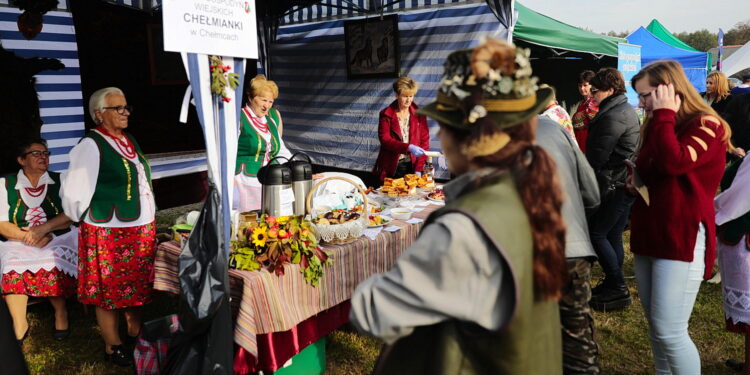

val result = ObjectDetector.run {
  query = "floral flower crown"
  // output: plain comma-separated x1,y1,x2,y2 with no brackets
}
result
435,38,540,124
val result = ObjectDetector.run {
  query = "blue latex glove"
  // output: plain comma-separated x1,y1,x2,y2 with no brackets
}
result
407,144,425,157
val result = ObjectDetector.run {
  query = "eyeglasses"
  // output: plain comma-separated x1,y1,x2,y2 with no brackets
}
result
23,150,51,158
637,92,653,102
590,88,599,94
102,105,133,115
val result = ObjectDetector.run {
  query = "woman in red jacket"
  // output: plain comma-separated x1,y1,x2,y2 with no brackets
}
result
630,60,732,374
372,77,430,183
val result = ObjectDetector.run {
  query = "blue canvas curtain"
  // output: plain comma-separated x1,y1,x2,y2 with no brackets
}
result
485,0,513,28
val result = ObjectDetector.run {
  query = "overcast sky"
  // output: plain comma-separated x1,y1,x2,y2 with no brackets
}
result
519,0,750,34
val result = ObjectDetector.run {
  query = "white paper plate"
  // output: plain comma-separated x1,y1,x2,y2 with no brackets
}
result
368,215,392,228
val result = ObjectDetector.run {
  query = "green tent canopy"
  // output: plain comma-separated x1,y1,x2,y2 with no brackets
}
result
513,2,625,57
646,19,713,69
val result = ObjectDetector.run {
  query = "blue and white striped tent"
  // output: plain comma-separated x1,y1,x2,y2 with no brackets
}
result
281,0,470,25
0,0,506,177
0,7,82,172
0,3,206,178
270,1,506,173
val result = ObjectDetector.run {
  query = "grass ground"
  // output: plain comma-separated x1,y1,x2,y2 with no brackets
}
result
16,229,745,374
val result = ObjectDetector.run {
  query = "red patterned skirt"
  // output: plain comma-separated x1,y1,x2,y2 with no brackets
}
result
78,221,156,310
2,267,75,297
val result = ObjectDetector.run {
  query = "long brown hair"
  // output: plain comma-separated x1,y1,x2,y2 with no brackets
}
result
442,116,567,301
632,60,732,149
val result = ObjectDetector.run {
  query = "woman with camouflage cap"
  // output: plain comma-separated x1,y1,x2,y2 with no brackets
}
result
350,38,567,374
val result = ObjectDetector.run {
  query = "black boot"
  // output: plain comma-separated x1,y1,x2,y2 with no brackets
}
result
589,284,631,312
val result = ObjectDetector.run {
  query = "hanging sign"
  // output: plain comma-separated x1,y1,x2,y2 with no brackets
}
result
618,43,642,107
162,0,258,59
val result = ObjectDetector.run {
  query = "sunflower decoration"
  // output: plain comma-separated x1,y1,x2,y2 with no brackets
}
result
251,226,268,247
230,215,332,286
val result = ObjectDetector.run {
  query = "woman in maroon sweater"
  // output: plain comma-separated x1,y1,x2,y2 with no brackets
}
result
630,60,732,374
372,77,430,183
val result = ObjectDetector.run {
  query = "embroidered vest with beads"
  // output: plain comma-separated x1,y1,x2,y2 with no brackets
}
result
236,107,282,177
5,171,69,235
83,131,152,223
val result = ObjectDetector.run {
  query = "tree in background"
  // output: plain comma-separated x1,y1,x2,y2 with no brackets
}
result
676,29,718,51
606,30,629,38
601,19,750,52
724,20,750,46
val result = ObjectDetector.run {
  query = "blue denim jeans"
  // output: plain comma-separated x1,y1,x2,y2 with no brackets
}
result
634,224,706,375
589,188,635,287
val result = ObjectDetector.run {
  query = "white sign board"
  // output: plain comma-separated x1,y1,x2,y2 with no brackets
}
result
162,0,258,59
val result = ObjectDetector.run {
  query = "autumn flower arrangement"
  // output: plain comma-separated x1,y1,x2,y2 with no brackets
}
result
229,215,332,286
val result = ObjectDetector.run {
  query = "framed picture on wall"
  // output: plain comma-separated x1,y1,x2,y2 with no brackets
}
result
344,15,400,79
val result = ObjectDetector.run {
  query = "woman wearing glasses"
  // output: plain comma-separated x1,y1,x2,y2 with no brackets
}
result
0,139,76,344
62,87,156,367
585,68,640,312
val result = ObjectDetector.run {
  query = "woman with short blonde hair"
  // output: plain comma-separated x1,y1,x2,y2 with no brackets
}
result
373,76,430,182
234,75,292,212
392,76,418,95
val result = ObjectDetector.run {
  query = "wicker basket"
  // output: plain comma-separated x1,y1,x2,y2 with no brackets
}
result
306,176,368,244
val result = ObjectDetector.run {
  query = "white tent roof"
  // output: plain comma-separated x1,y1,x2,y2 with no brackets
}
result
723,41,750,77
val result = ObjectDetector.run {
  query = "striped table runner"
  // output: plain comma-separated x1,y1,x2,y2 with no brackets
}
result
153,204,442,357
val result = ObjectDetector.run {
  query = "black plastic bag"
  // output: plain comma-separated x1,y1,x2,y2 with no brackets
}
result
162,184,233,374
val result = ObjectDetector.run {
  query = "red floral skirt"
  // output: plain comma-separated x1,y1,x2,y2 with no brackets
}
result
2,267,75,297
77,221,156,310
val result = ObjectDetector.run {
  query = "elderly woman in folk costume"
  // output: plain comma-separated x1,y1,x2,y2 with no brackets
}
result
62,87,156,367
234,75,292,212
350,38,567,374
0,138,77,344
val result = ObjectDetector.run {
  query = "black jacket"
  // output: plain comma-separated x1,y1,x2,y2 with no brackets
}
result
585,94,640,193
724,92,750,150
700,92,733,119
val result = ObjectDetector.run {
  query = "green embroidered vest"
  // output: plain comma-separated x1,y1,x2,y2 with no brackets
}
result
718,157,750,250
5,172,68,235
374,171,562,375
236,107,282,177
84,131,152,223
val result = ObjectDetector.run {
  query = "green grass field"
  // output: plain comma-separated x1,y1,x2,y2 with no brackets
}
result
15,231,745,374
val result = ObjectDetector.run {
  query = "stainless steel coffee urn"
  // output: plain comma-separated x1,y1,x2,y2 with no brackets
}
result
287,153,313,215
257,156,293,217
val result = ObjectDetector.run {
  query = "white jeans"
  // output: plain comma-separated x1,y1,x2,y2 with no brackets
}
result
634,224,705,375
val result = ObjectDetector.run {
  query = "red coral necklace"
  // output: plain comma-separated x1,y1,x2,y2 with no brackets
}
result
97,126,137,159
24,185,45,197
246,107,269,133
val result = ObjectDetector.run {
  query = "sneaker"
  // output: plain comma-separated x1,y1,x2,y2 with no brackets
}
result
590,285,631,312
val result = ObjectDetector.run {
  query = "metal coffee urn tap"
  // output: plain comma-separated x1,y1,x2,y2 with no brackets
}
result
287,153,313,215
257,156,293,217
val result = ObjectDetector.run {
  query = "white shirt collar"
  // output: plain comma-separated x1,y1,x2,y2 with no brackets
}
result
15,170,54,190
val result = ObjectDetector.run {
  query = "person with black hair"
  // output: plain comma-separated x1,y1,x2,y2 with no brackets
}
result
0,138,76,344
571,70,599,152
